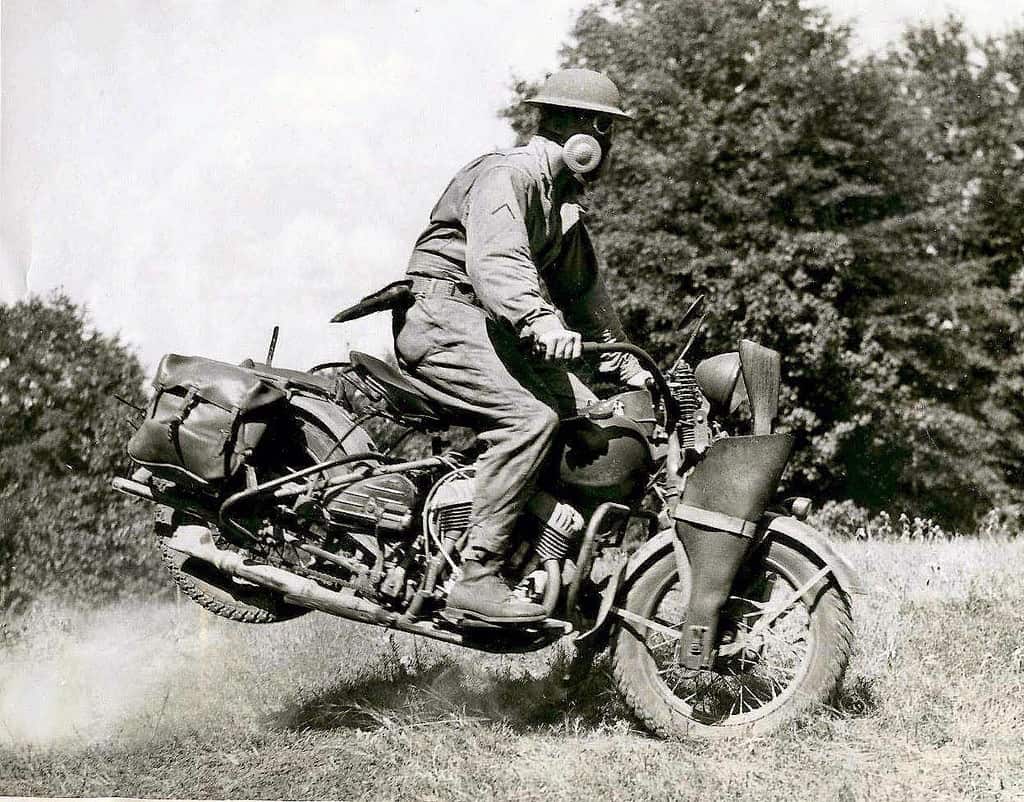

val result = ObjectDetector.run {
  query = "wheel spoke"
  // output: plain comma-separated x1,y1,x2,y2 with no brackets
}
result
633,561,824,724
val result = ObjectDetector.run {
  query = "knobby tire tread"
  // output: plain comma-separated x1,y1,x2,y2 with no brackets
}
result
610,543,854,739
159,538,306,624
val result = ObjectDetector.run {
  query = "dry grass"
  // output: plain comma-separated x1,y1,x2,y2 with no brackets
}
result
1,538,1022,801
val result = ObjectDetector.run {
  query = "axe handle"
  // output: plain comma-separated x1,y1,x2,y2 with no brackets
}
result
739,340,780,436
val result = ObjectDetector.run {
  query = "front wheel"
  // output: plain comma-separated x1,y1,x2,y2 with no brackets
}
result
611,539,853,739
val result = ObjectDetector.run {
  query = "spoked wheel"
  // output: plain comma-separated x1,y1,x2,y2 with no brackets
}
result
157,410,348,624
159,530,309,624
612,540,853,739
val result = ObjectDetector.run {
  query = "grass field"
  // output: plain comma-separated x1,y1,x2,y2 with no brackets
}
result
1,537,1022,801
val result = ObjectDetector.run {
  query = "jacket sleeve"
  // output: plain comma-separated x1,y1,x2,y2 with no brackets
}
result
463,165,562,336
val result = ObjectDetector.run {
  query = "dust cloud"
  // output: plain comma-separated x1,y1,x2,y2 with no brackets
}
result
0,599,260,746
0,596,592,747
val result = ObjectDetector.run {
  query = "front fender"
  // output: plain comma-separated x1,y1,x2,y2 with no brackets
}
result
620,516,864,599
762,515,865,595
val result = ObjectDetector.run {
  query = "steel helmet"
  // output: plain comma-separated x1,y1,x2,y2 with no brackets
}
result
525,68,632,120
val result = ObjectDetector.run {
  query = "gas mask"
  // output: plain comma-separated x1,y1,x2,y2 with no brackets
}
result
549,112,615,182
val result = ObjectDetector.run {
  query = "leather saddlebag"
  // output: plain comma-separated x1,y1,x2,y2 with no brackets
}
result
128,354,287,484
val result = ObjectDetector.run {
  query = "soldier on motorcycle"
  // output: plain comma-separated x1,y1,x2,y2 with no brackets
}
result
394,68,652,623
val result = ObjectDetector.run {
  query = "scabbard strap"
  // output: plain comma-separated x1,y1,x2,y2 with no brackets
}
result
409,276,479,307
673,503,760,539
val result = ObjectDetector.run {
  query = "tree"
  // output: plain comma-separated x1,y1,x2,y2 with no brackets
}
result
0,294,163,611
866,19,1024,522
505,0,1023,527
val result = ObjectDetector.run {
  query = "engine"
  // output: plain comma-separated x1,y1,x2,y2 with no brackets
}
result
425,470,476,540
321,473,418,534
424,470,584,561
313,462,590,564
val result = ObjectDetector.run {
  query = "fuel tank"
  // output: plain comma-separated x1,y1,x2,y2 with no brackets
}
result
552,405,654,505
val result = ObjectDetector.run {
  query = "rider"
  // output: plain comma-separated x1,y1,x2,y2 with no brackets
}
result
394,68,651,623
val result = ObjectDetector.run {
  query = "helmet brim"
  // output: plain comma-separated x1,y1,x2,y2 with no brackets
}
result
525,97,634,120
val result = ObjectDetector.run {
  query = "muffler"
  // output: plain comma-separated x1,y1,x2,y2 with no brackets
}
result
161,527,549,649
674,433,793,669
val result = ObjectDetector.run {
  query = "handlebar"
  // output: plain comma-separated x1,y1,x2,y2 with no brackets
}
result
581,341,679,431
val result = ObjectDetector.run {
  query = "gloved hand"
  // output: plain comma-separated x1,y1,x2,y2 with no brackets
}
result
624,369,654,389
597,349,652,387
533,327,583,361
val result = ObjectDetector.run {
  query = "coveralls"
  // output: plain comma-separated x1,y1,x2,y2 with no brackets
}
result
394,135,633,558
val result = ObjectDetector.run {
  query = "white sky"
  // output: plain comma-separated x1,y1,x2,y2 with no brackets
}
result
2,0,1021,372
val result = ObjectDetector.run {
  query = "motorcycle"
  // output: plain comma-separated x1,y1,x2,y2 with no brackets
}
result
112,289,862,739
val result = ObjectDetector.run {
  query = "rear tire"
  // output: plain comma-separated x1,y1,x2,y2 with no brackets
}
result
159,526,309,624
611,539,853,739
156,409,346,624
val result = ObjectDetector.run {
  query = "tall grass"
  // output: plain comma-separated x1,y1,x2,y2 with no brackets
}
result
1,538,1022,801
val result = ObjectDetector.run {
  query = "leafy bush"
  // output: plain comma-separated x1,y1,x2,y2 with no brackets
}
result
809,499,1021,541
0,294,165,612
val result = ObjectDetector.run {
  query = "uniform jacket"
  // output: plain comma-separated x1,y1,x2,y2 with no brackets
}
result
406,136,628,345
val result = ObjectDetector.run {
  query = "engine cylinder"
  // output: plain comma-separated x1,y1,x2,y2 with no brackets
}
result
426,472,475,540
528,492,584,561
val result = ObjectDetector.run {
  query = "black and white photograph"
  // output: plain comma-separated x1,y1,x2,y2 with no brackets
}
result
1,1,1022,799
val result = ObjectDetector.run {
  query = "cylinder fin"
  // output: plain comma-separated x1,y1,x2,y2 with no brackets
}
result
528,492,584,562
535,528,569,561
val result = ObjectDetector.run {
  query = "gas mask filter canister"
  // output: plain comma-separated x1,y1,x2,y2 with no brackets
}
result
562,133,603,176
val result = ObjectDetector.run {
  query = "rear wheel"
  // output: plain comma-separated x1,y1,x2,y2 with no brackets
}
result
159,527,308,623
158,410,348,624
611,539,853,739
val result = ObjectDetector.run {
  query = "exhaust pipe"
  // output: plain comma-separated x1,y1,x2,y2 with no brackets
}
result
165,525,396,625
112,476,157,501
161,526,519,648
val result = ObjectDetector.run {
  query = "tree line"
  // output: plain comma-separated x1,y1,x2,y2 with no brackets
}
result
506,0,1023,528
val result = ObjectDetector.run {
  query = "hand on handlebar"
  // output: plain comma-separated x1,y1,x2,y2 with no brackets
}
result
624,369,655,390
578,340,680,431
533,327,583,361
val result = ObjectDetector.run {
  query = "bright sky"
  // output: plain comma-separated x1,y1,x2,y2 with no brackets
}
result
2,0,1021,372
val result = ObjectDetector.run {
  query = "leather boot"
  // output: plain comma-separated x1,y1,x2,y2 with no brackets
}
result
446,558,546,624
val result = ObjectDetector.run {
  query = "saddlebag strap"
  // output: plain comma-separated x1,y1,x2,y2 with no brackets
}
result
673,503,759,539
409,276,479,307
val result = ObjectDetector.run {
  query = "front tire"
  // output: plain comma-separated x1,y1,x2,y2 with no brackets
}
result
612,539,853,739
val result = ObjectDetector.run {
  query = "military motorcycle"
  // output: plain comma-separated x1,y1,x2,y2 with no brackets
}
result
112,288,862,739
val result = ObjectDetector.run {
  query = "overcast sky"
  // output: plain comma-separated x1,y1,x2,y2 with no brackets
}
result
2,0,1022,372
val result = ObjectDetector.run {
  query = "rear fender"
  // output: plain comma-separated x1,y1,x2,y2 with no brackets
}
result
286,393,376,454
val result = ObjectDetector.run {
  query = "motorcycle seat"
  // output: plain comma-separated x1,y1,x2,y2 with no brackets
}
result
349,351,482,428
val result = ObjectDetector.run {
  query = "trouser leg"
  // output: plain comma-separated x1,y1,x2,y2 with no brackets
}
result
394,297,588,557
